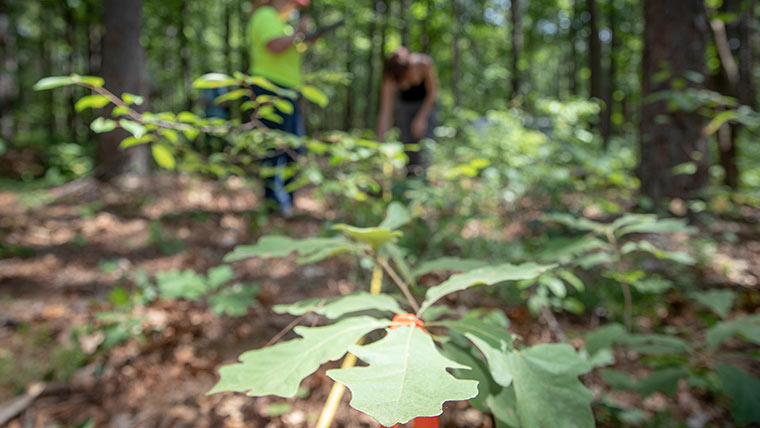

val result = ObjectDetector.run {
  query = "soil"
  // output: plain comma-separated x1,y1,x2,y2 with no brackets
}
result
0,174,757,428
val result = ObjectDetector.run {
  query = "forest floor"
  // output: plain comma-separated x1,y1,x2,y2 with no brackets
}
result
0,174,758,428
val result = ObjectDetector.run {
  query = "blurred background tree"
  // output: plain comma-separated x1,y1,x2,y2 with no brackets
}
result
0,0,758,204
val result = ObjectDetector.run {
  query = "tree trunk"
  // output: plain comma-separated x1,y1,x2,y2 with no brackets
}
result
343,34,354,130
452,0,461,107
511,0,522,99
602,0,617,146
400,0,410,47
737,0,755,108
224,0,232,75
178,1,192,111
40,7,56,141
568,0,578,96
586,0,603,102
240,0,250,74
639,0,709,204
420,0,430,53
97,0,149,181
364,0,379,128
0,11,17,142
63,2,79,142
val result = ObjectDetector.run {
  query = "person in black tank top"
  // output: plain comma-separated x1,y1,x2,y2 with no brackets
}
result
400,82,427,102
377,47,439,177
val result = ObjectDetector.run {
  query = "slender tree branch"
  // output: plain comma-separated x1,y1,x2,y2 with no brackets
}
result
377,256,420,313
541,306,569,343
264,299,326,347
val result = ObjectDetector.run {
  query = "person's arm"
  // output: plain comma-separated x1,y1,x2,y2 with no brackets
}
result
411,60,439,139
266,16,310,53
376,77,396,142
265,34,302,53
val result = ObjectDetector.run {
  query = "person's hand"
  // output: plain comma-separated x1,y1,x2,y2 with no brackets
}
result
411,115,427,140
296,16,311,34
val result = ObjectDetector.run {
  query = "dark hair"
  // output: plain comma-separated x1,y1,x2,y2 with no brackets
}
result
383,47,410,82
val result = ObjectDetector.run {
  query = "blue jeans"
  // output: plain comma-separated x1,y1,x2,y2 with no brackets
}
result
253,84,305,213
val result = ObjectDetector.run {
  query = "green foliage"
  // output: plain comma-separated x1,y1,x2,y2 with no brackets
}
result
210,316,390,397
224,235,357,264
210,206,592,425
155,265,258,317
503,344,595,428
418,263,554,316
715,364,760,425
413,257,490,278
706,315,760,350
689,290,736,319
328,326,479,426
437,318,515,387
273,292,403,320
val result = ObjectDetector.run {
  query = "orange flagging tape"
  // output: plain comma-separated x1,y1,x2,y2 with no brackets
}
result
382,314,440,428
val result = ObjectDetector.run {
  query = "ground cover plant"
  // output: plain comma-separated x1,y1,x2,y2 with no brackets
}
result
3,0,760,426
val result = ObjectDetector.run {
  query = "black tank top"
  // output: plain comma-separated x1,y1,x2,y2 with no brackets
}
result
400,81,427,102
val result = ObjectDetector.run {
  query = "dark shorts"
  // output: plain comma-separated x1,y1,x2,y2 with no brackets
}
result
396,101,438,177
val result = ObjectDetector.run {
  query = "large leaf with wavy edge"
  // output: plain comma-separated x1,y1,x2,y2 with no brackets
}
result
273,292,403,319
716,364,760,425
327,326,478,426
378,201,412,230
413,257,490,278
437,318,515,387
505,344,594,428
223,235,357,263
440,342,499,413
706,315,760,349
418,263,554,316
209,316,389,397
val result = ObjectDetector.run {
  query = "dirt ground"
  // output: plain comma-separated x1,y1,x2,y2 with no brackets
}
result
0,174,758,428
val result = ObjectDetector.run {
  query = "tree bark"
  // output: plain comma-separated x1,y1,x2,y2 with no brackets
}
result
240,0,250,73
586,0,603,101
452,0,461,107
40,6,56,141
400,0,410,47
364,0,379,128
224,0,233,75
0,11,17,142
63,2,79,142
97,0,149,181
711,11,740,189
511,0,523,99
343,34,354,130
639,0,709,204
178,1,192,111
737,0,756,108
568,0,578,96
602,0,617,146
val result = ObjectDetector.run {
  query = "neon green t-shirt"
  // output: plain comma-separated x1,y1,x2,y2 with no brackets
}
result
247,6,302,88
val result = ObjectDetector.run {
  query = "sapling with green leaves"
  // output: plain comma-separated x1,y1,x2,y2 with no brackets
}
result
539,213,696,331
583,295,760,427
33,74,409,204
211,203,595,428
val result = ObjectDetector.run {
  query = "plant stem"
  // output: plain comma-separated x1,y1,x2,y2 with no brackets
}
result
370,262,384,295
541,306,568,343
621,282,633,332
314,351,359,428
377,257,420,313
314,264,384,428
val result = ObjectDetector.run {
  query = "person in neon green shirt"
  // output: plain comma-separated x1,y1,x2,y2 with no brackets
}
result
248,0,311,216
248,0,310,88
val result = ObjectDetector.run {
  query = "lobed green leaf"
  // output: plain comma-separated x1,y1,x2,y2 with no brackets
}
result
210,316,390,397
418,263,554,316
328,326,478,426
